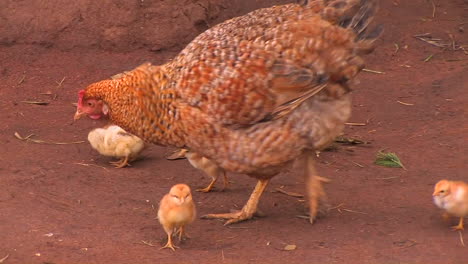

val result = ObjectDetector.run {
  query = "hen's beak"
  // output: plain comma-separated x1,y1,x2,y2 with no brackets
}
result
432,191,438,196
74,109,85,121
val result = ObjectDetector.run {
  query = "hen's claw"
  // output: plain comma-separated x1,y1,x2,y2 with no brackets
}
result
304,152,330,224
201,179,269,225
202,210,253,225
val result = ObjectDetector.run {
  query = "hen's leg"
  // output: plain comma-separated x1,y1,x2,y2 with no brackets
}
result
304,151,330,224
451,217,464,231
202,179,269,225
109,156,130,168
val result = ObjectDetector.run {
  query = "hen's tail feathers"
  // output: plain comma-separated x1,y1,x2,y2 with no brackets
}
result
318,0,383,54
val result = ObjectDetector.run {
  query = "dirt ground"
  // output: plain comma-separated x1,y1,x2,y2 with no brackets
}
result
1,0,467,263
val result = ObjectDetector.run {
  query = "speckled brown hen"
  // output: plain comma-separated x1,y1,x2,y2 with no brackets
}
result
74,0,382,225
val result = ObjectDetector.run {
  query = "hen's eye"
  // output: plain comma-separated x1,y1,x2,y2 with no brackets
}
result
87,102,94,106
440,190,445,193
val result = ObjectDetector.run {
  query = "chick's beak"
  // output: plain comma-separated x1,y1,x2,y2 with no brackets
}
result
74,109,85,121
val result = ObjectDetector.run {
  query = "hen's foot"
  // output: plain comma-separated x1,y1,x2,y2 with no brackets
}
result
109,156,130,168
304,152,330,224
201,179,269,225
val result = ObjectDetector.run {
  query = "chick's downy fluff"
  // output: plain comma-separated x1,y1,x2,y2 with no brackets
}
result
158,184,196,250
88,125,145,168
76,0,382,224
433,180,468,231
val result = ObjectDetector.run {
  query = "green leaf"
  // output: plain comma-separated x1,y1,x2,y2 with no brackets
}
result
374,151,405,169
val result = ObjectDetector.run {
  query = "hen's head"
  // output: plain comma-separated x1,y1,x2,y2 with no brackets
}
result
74,89,109,121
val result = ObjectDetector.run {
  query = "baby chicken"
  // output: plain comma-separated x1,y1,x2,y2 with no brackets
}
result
167,149,228,193
87,125,145,168
433,179,468,231
158,184,196,250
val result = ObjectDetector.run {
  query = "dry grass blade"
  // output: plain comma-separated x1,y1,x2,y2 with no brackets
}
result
345,122,367,126
274,188,304,198
14,132,85,145
414,34,447,48
17,72,26,85
362,68,384,74
56,77,66,88
459,231,465,247
374,150,406,169
414,34,467,53
424,54,434,62
342,209,368,215
140,240,156,247
21,101,49,105
393,43,400,54
352,161,364,168
430,0,436,18
0,254,9,263
75,162,109,171
397,100,414,106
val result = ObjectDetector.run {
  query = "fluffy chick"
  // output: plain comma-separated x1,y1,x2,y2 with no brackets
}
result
433,179,468,231
87,125,145,168
167,149,228,193
158,184,196,250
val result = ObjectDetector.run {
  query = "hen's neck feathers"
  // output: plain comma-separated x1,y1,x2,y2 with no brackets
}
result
85,63,185,147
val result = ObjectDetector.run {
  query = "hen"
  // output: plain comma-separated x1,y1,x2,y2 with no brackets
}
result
74,0,382,225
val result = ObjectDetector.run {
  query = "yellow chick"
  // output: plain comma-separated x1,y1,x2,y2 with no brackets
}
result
433,179,468,231
158,184,196,250
87,125,145,168
167,149,228,193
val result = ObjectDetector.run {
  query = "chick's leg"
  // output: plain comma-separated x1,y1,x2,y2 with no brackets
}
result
176,226,191,241
197,168,228,193
109,156,130,168
202,179,269,225
304,151,330,224
452,217,464,231
196,176,217,193
160,228,178,251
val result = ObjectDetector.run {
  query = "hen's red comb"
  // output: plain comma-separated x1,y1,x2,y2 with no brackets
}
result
77,90,86,108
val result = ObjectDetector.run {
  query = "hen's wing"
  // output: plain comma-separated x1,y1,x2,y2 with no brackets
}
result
174,0,380,127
